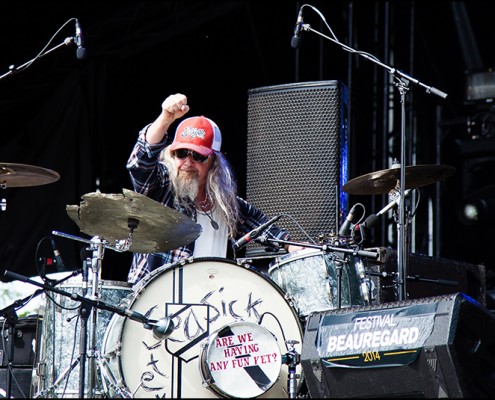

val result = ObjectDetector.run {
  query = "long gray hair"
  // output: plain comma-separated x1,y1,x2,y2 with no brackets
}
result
161,147,240,237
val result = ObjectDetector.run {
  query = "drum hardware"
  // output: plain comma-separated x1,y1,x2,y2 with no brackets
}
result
3,268,166,399
302,12,449,302
343,167,456,302
257,235,379,261
0,163,60,189
341,164,456,196
65,188,202,253
233,215,282,251
0,270,79,399
328,252,348,310
365,269,458,303
0,162,60,212
282,339,301,399
48,231,173,397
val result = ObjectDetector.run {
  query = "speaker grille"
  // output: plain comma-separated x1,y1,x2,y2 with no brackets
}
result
246,81,349,247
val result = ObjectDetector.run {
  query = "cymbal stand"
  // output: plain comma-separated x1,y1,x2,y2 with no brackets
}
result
84,236,106,398
36,239,103,398
48,232,111,398
48,229,136,397
300,15,447,300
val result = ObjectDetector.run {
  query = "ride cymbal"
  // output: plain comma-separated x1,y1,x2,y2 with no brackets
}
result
66,188,202,253
0,162,60,188
342,164,456,195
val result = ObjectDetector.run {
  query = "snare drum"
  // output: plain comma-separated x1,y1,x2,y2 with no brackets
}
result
100,257,304,399
32,278,132,398
268,248,365,316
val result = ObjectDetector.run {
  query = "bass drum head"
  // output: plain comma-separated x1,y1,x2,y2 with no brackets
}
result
199,321,282,398
101,257,303,398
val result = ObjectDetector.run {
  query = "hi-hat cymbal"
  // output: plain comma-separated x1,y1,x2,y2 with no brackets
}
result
66,188,202,253
0,162,60,188
342,164,456,195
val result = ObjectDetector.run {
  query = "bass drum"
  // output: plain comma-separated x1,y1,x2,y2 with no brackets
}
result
100,257,304,399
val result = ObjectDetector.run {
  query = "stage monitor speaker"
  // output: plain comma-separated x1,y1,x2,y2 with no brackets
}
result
301,293,495,398
366,247,486,306
245,80,349,250
0,315,39,367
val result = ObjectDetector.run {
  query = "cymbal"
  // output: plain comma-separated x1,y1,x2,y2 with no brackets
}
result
342,164,456,195
66,188,202,253
0,162,60,188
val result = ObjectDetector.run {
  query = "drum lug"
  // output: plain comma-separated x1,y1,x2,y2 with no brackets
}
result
236,258,250,267
31,362,45,383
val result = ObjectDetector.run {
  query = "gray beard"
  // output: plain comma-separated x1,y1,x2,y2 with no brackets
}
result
173,171,200,203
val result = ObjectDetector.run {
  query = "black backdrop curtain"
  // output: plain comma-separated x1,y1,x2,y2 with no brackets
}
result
0,64,133,282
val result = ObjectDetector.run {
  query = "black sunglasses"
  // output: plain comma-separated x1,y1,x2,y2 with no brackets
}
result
173,149,211,163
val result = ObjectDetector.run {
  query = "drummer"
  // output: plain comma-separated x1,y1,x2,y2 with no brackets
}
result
126,93,302,285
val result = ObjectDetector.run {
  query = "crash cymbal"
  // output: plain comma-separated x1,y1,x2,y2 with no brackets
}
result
0,162,60,188
342,164,456,195
66,188,202,253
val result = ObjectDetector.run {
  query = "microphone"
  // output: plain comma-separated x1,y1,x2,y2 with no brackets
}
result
75,19,87,60
338,204,358,237
291,7,304,49
361,189,412,229
148,317,175,340
50,237,65,272
233,215,282,251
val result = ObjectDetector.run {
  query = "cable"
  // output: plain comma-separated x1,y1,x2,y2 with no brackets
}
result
13,18,77,75
303,4,383,63
278,212,318,245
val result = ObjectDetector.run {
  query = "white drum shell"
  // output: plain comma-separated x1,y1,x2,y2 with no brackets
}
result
268,248,365,316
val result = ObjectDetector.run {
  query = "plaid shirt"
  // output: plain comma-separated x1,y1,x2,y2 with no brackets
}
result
126,127,290,284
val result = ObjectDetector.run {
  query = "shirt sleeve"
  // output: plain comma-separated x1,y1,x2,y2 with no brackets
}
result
126,124,169,198
237,197,290,242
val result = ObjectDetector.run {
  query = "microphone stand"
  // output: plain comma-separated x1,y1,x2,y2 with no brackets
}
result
300,22,448,301
258,237,380,261
366,270,458,287
0,270,81,399
3,270,156,332
257,236,378,310
0,36,77,81
4,271,175,398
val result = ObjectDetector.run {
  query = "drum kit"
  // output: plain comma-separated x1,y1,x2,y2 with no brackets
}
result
0,161,456,399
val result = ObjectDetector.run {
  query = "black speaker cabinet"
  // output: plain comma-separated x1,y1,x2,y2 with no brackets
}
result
246,80,349,252
0,315,39,367
301,293,495,398
0,368,33,398
366,247,486,306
